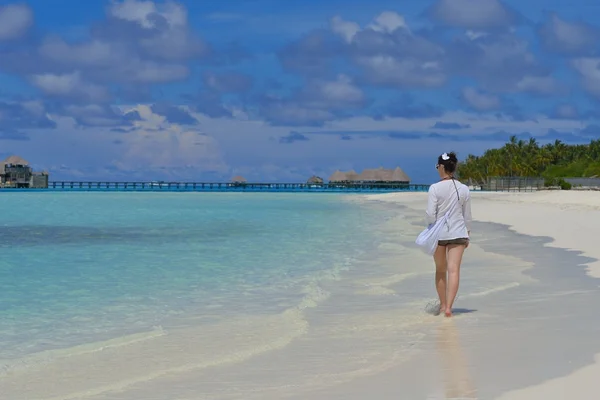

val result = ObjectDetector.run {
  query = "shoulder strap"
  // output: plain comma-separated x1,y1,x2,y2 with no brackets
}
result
448,178,462,214
451,178,460,201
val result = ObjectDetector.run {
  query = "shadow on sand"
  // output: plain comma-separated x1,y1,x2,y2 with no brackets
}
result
424,300,477,317
451,308,477,316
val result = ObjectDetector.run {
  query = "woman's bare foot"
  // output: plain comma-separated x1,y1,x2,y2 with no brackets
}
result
444,308,452,317
437,304,447,316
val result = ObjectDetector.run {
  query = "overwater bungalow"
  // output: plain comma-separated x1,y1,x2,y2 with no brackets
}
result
230,175,247,185
306,175,324,185
345,170,359,182
328,170,349,182
328,167,410,184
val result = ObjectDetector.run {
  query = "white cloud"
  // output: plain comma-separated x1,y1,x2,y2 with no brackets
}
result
63,104,135,127
553,104,579,119
131,63,190,83
109,0,186,28
107,0,207,62
257,75,366,126
326,12,445,89
308,74,364,106
118,105,227,172
427,0,517,30
324,111,582,136
0,4,32,40
357,56,446,88
259,100,336,126
539,13,599,55
367,11,409,34
332,11,408,44
465,30,489,40
571,58,600,98
20,100,48,118
0,0,206,93
327,10,547,94
39,37,117,67
30,72,111,102
461,87,501,111
515,75,560,95
330,16,360,43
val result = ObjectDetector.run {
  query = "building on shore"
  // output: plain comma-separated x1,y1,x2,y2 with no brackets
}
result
0,156,49,188
328,167,410,184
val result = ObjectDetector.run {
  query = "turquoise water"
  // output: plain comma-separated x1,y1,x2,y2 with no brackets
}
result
0,192,390,361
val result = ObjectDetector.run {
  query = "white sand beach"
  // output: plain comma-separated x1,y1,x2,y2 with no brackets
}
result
473,191,600,400
1,190,599,399
371,190,600,279
364,190,600,400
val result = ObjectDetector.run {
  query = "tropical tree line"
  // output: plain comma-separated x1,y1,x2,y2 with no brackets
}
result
457,136,600,184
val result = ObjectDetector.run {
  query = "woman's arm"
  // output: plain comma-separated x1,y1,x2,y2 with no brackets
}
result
425,185,437,225
463,189,473,234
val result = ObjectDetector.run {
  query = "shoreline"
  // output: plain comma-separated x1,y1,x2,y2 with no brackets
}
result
363,190,600,399
471,191,600,400
365,190,600,279
1,191,599,399
469,191,600,279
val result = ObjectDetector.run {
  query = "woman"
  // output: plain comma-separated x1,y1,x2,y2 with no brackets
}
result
426,152,472,317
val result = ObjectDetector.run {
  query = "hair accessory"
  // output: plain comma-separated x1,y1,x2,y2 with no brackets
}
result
441,153,450,160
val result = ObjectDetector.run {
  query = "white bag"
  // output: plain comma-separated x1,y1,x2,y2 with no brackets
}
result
415,215,448,255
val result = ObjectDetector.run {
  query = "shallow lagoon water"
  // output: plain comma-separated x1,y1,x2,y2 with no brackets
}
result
0,192,390,361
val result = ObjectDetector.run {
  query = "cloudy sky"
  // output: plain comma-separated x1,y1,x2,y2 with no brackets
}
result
1,0,599,183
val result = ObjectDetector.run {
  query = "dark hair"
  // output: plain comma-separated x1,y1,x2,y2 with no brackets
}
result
437,152,458,174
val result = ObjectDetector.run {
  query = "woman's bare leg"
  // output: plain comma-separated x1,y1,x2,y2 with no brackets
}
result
445,244,466,317
433,245,448,315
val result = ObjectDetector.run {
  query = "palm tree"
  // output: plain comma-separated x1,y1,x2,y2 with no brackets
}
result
459,136,599,183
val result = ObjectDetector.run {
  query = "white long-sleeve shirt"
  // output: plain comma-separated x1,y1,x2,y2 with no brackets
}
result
425,179,472,241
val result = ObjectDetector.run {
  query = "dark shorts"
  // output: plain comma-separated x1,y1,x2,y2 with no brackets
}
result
438,238,469,246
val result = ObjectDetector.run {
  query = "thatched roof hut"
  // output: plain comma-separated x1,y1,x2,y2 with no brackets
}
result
231,175,247,183
328,170,348,182
2,155,29,166
356,167,410,183
391,167,410,182
307,175,324,184
345,170,359,181
329,166,410,183
357,167,386,182
1,155,31,175
329,169,360,182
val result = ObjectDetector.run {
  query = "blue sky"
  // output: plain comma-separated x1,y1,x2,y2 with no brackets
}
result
1,0,600,183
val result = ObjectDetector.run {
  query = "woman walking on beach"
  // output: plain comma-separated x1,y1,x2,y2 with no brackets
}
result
426,152,472,317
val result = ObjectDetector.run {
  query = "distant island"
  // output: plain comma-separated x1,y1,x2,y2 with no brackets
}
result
458,136,600,189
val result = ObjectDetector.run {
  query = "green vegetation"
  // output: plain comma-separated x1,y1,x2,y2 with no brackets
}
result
458,136,600,187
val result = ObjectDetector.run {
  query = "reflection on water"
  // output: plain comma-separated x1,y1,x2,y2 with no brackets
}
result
436,320,478,399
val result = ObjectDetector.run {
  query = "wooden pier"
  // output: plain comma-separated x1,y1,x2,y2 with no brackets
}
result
3,181,431,193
